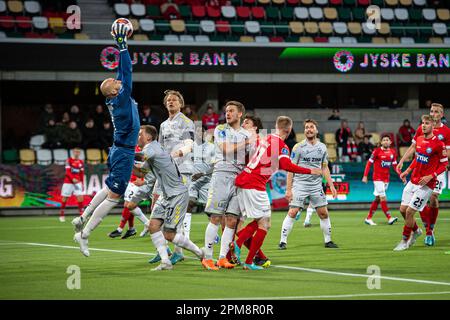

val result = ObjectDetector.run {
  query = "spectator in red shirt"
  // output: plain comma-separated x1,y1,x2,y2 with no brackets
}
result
202,103,219,130
398,119,416,147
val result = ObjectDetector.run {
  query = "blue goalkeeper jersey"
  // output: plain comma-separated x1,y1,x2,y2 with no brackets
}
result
105,49,140,148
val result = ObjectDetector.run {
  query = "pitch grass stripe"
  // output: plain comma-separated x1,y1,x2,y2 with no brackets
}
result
273,265,450,287
206,291,450,300
2,240,450,287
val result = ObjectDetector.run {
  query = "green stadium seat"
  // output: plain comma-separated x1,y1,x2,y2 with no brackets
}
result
337,8,351,21
149,34,164,41
404,23,418,37
409,8,422,22
280,7,294,20
371,0,384,6
155,20,170,33
3,149,18,164
419,24,433,37
275,21,289,35
343,0,356,5
261,22,274,35
186,20,199,34
146,5,161,19
352,8,365,21
179,5,191,19
265,7,279,20
390,23,404,37
285,35,299,42
231,21,245,35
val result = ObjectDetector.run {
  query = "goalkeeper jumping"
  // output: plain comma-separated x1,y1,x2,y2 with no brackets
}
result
72,22,140,257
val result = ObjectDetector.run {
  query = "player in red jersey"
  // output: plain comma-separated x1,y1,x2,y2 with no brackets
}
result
231,116,322,270
395,115,448,251
59,148,84,222
397,103,450,246
362,134,399,226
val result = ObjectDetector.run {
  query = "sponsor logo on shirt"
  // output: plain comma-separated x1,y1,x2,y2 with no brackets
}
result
381,161,392,168
302,157,323,162
438,134,444,140
416,152,429,164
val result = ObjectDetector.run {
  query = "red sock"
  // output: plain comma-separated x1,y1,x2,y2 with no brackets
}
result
412,222,418,232
77,201,84,215
380,200,391,219
402,225,412,241
119,208,131,229
367,200,379,219
60,201,66,217
419,206,430,229
128,215,135,228
245,228,267,265
236,221,258,248
244,237,267,261
427,207,439,235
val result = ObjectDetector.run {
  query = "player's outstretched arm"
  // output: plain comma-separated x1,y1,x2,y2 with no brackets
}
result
112,24,132,101
279,157,321,175
362,159,372,183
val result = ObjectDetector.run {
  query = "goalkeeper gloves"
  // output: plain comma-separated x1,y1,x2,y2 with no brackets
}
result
112,23,129,51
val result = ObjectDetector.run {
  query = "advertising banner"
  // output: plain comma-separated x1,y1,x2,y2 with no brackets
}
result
1,162,449,209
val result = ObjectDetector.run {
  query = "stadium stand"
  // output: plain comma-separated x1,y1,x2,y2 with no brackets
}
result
2,0,447,43
19,148,35,165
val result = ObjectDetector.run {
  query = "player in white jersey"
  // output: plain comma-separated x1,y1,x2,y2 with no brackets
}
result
201,101,253,270
149,90,195,265
279,119,338,249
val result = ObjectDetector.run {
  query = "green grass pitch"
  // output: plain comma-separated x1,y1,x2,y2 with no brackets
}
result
0,209,449,300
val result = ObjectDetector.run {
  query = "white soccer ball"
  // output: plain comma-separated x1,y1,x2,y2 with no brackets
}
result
111,18,133,38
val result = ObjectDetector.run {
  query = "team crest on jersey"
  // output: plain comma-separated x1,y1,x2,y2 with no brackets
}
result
426,147,432,154
281,148,289,155
219,130,226,138
390,154,394,159
438,134,444,140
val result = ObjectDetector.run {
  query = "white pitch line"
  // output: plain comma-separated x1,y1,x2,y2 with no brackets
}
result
2,241,450,287
205,291,450,300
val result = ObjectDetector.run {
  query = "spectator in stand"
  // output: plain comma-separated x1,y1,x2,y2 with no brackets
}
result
64,121,82,149
69,105,83,127
398,119,416,147
391,99,400,109
285,127,297,151
140,105,160,129
313,94,324,108
218,105,226,124
161,2,180,20
354,121,366,145
342,136,361,163
202,103,219,130
99,120,114,153
183,105,199,122
82,118,101,149
328,108,340,120
38,103,56,132
92,104,108,130
60,112,71,126
424,99,432,109
335,120,352,161
42,119,64,149
358,135,375,161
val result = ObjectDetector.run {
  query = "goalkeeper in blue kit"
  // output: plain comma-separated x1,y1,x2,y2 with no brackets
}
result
73,23,140,257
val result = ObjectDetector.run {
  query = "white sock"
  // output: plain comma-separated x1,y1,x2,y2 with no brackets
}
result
117,227,123,233
173,233,203,257
305,207,314,224
219,226,235,259
82,198,118,238
183,212,192,240
204,222,219,260
82,188,108,220
280,215,295,244
320,217,332,243
174,224,183,255
131,207,149,226
151,231,170,264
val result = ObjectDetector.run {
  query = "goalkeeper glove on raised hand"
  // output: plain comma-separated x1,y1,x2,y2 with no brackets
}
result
112,23,129,51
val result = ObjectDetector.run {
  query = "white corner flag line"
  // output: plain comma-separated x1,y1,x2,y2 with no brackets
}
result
3,240,450,288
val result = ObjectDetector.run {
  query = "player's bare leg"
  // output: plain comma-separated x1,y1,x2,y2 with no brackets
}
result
316,206,338,248
279,207,300,250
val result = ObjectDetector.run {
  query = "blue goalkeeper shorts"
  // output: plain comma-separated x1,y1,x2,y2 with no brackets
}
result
105,144,135,195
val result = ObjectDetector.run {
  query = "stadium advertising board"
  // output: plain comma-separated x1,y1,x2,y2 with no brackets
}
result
1,41,449,74
2,162,450,209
